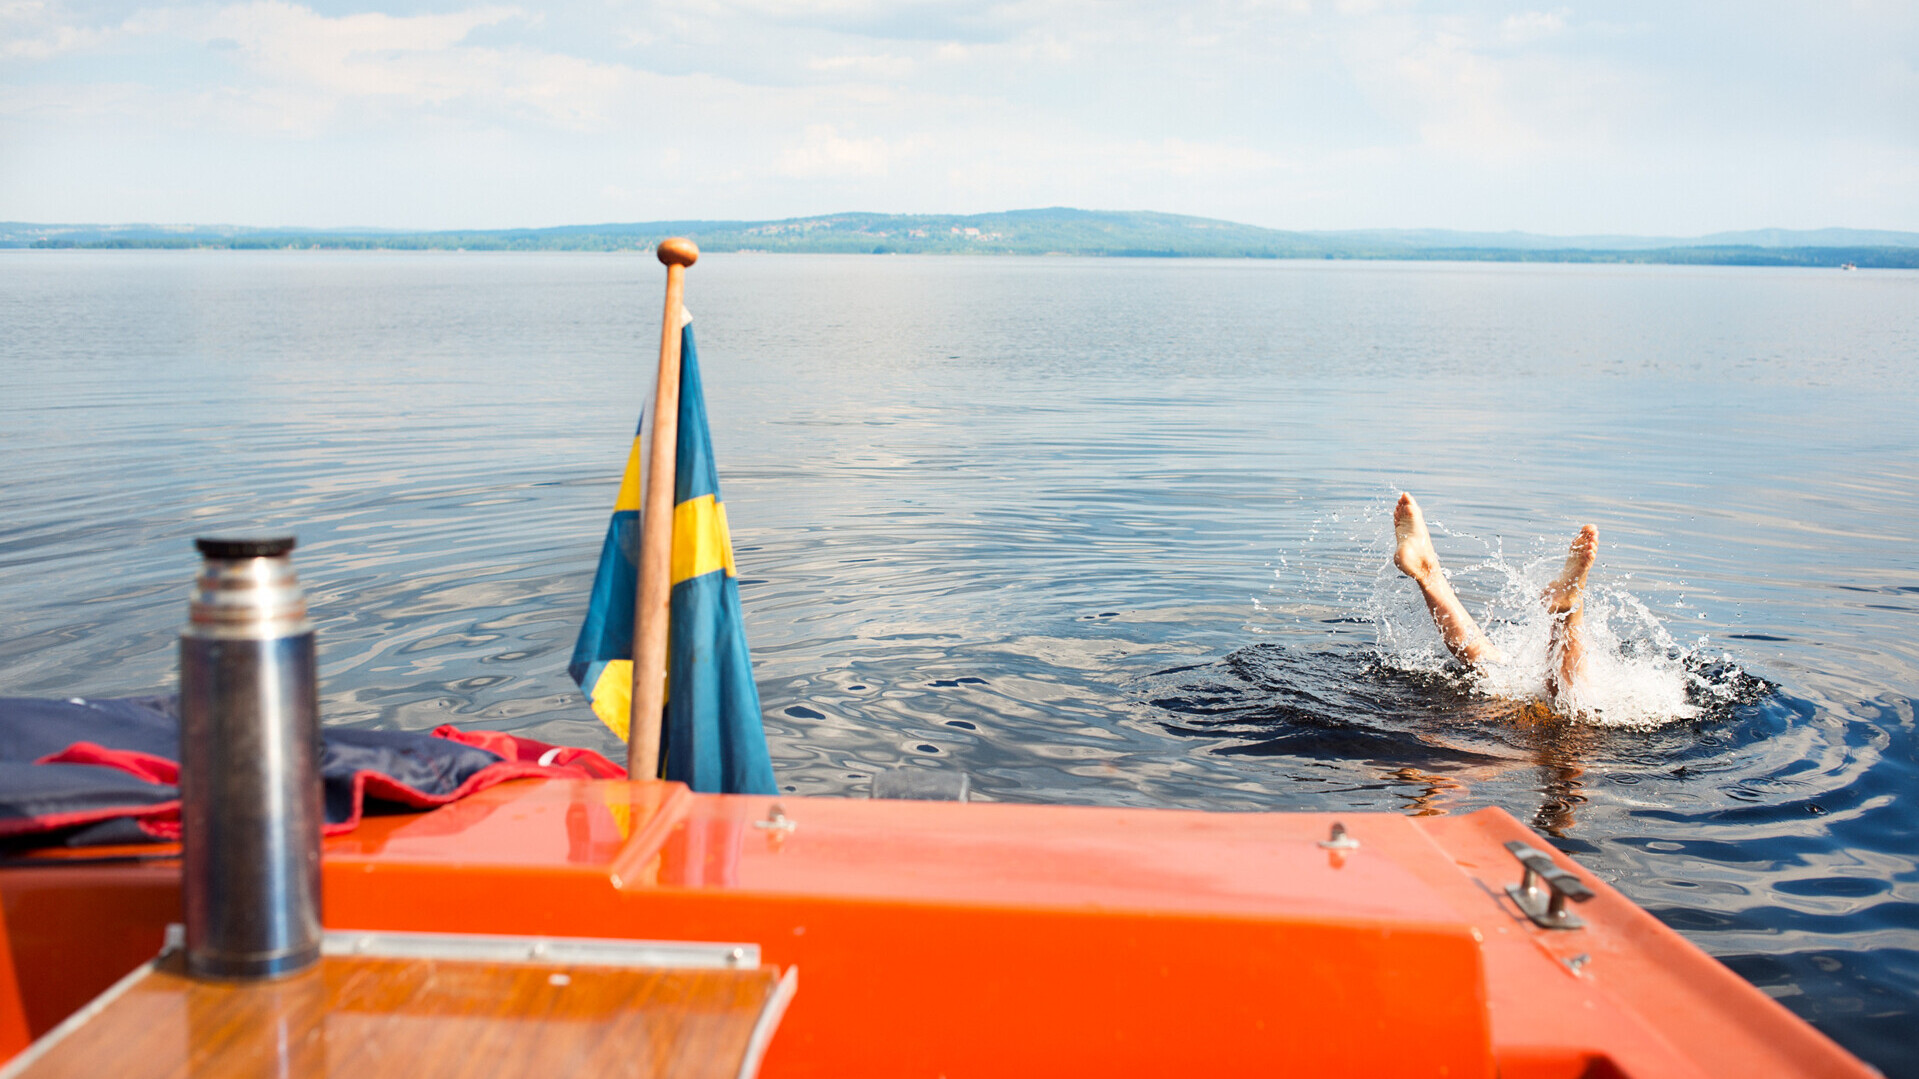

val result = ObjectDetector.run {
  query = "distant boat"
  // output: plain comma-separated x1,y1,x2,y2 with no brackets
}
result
1840,262,1858,270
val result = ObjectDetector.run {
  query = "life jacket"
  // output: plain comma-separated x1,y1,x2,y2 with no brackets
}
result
0,695,624,848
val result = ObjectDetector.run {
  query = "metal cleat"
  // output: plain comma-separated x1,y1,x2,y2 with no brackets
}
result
1503,840,1595,930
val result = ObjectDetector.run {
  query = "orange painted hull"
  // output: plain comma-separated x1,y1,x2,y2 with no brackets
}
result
0,780,1876,1078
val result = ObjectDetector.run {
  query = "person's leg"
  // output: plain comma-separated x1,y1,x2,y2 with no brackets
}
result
1541,525,1597,697
1393,493,1507,667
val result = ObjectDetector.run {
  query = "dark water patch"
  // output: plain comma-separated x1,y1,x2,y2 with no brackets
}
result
1774,877,1893,899
1147,642,1778,773
1721,949,1919,1079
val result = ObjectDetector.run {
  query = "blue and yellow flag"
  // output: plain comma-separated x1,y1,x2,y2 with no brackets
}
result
569,421,644,739
569,322,777,794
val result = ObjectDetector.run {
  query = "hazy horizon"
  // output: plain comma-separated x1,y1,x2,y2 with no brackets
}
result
7,213,1917,244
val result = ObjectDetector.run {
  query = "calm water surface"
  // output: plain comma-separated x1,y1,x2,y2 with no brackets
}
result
3,252,1916,1072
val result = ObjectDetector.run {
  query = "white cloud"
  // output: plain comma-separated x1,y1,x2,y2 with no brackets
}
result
1125,137,1294,180
203,1,523,66
778,123,898,178
658,0,1027,43
1340,11,1641,163
182,2,523,101
1,0,109,59
1391,30,1540,157
808,53,916,78
0,79,147,118
1501,9,1567,45
102,2,653,134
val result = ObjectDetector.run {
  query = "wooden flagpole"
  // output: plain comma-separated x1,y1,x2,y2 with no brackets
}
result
630,237,699,778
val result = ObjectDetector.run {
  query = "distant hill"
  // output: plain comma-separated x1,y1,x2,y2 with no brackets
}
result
6,209,1916,267
1316,226,1919,251
0,210,1328,257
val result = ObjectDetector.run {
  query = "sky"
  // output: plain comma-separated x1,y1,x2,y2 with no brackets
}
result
2,1,1916,233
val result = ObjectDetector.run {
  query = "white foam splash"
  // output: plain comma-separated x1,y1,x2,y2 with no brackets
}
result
1366,528,1706,728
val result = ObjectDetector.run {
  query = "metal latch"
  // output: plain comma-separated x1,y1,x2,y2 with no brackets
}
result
1318,822,1359,850
1503,840,1594,930
753,803,797,835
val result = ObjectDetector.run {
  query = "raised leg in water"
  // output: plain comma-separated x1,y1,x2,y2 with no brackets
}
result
1542,525,1597,698
1393,493,1506,668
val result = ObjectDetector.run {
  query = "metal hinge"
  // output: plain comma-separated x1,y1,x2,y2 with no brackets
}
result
1503,840,1595,930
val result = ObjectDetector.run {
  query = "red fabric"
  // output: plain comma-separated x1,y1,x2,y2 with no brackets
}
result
36,743,179,785
430,726,627,779
139,817,181,840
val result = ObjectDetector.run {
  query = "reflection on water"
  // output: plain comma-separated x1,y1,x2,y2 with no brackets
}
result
2,252,1916,1073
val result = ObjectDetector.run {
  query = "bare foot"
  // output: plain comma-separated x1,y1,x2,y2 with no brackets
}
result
1541,525,1598,615
1393,493,1505,669
1392,493,1440,582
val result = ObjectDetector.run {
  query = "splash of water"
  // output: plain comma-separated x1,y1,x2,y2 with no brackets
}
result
1360,505,1746,728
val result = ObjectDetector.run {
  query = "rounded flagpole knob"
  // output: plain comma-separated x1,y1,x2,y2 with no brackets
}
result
657,237,700,267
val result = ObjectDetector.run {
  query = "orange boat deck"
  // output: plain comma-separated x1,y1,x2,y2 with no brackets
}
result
0,779,1877,1078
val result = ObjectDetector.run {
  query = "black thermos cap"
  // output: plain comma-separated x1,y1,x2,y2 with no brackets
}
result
195,537,298,559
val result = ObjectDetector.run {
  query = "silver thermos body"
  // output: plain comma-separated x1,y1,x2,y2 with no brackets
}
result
179,536,323,979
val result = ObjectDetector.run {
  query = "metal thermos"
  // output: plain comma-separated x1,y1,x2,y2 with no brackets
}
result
179,536,323,979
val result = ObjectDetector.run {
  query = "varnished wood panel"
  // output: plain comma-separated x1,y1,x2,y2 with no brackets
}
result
10,953,780,1079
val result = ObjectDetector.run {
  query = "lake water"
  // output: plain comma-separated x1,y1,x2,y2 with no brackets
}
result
2,251,1915,1072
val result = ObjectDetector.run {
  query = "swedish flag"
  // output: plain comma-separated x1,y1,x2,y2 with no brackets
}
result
569,322,777,794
